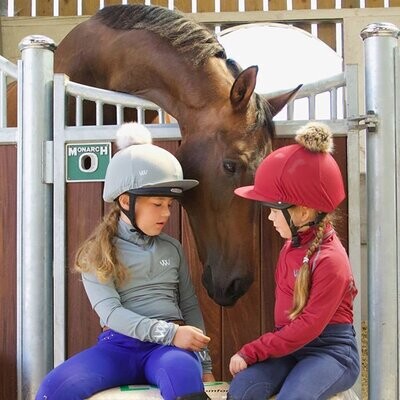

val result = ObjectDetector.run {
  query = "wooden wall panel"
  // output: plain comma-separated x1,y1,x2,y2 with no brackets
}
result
82,1,103,16
269,0,287,10
59,0,77,17
246,0,264,11
342,0,360,8
197,0,216,12
66,182,104,357
36,0,53,16
0,145,17,400
365,0,385,6
219,0,235,11
174,0,193,12
14,0,31,16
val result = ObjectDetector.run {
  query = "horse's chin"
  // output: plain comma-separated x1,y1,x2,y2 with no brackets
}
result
201,265,252,307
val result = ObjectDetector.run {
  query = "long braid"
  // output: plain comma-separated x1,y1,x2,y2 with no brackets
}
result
288,215,329,320
75,203,129,287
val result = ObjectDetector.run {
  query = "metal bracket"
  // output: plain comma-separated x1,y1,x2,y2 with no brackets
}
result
348,110,378,133
42,140,54,184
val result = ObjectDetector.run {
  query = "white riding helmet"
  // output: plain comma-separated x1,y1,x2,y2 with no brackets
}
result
103,122,199,202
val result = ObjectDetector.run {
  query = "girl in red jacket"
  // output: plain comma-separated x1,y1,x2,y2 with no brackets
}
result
229,122,359,400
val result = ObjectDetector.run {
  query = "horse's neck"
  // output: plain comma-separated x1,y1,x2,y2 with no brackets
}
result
57,21,232,124
109,52,232,124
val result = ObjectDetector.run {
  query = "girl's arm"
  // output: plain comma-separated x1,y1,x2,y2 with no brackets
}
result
82,272,178,345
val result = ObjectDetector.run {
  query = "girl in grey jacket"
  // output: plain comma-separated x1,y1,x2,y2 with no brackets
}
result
36,123,213,400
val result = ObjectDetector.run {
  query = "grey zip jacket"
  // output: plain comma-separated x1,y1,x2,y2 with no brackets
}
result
82,219,212,373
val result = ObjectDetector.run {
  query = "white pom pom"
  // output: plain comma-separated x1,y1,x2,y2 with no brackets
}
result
115,122,152,150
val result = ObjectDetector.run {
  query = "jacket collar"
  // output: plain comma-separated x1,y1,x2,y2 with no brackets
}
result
117,219,154,247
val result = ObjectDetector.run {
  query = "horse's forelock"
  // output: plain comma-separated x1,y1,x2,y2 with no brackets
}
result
94,4,226,66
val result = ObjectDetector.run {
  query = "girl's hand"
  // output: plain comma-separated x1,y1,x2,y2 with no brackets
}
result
202,372,216,382
229,353,248,376
172,325,210,352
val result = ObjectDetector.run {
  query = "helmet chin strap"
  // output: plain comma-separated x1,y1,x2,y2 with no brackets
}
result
282,208,326,247
117,193,146,236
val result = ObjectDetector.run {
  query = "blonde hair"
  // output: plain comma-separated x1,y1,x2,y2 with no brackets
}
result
288,214,330,320
75,203,129,286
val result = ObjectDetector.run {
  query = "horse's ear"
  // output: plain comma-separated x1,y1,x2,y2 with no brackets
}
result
230,66,258,112
267,84,303,117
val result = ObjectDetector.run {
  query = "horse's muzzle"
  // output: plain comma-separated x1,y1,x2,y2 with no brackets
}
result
202,265,252,307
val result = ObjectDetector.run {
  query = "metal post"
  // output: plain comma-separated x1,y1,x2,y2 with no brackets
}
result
360,23,400,399
17,35,56,400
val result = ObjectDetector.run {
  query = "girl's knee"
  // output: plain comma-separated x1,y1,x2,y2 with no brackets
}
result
152,350,203,400
36,372,103,400
228,372,275,400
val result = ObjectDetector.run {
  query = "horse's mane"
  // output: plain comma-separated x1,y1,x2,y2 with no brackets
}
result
254,94,276,140
93,4,226,66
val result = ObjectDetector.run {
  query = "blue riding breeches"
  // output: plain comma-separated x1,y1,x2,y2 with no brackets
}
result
228,324,360,400
35,329,204,400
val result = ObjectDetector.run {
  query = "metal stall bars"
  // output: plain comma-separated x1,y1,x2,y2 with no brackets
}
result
16,35,56,400
361,22,400,400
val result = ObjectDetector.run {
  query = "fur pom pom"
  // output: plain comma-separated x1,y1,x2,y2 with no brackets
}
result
295,122,333,153
115,122,152,150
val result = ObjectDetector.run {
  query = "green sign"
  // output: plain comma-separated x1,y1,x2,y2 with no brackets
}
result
66,142,111,182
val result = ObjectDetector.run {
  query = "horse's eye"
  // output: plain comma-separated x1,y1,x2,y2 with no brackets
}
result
223,160,237,174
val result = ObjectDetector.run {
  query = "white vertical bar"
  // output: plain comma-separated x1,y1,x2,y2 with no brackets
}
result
215,0,220,12
311,24,318,38
8,0,14,16
99,0,105,10
31,0,36,16
116,104,123,125
263,0,269,11
336,23,343,59
96,100,103,126
53,74,67,368
53,0,59,16
76,96,83,126
238,0,245,11
168,0,174,9
77,0,82,16
286,0,292,11
0,71,6,128
345,64,362,398
191,0,197,13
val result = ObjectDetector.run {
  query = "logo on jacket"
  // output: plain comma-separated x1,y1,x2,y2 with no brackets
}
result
160,259,171,267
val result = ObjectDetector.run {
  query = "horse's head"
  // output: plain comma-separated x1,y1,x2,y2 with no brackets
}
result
177,65,301,306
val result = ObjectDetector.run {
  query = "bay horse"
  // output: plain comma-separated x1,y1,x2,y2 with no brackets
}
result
8,4,300,306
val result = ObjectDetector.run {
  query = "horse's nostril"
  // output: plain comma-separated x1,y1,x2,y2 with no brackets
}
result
226,279,245,298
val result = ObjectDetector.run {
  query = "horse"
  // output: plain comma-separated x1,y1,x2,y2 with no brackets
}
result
7,4,300,306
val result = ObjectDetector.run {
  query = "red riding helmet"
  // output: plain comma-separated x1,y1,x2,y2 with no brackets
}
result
235,122,345,213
